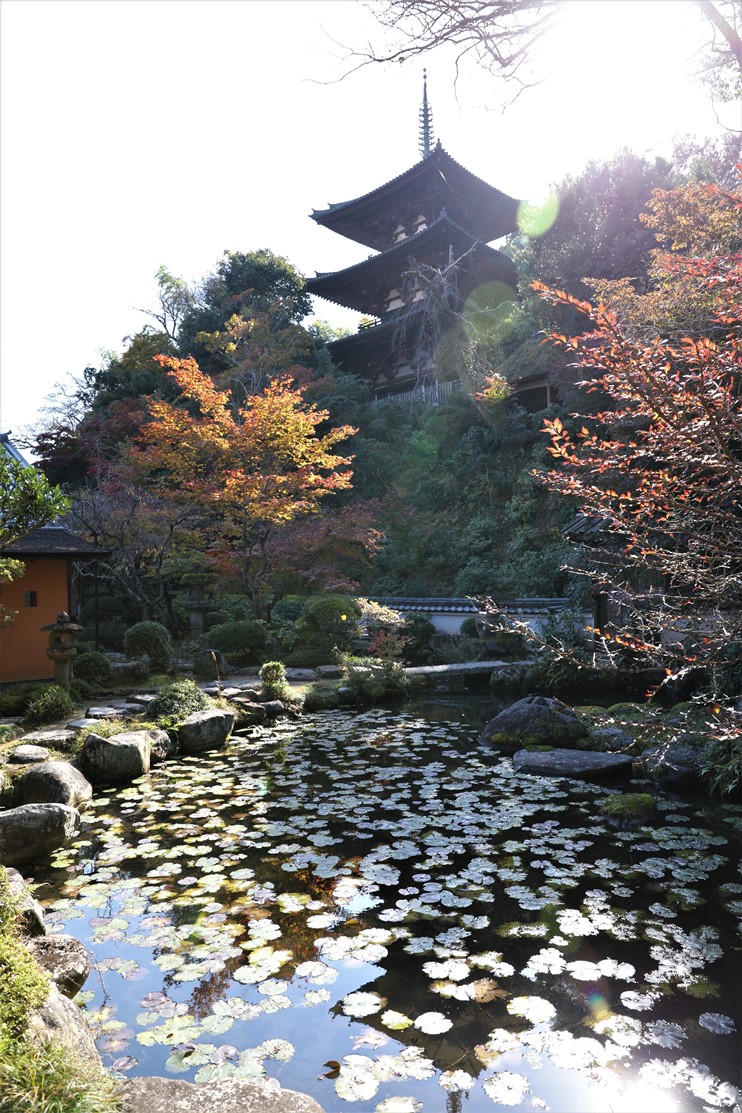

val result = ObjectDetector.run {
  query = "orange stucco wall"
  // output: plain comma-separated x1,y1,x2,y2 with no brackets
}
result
0,559,70,683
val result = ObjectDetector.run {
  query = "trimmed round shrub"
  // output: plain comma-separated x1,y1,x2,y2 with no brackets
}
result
73,649,113,688
296,595,362,659
123,621,173,671
204,620,267,665
24,685,74,727
259,660,289,700
148,679,209,726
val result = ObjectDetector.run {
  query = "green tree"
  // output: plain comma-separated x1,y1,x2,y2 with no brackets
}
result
177,249,312,373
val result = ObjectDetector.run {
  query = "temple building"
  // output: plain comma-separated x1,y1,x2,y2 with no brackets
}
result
307,75,520,398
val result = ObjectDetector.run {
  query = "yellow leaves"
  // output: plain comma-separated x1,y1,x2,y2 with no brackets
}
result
135,357,357,533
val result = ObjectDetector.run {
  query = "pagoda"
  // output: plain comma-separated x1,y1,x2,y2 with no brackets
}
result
307,74,520,397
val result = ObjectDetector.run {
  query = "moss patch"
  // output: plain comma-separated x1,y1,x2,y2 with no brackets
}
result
601,793,657,829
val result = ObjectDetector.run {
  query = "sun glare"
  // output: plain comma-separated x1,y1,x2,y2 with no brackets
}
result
531,0,707,154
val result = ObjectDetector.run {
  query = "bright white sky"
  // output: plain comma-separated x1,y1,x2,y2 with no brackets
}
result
0,0,737,443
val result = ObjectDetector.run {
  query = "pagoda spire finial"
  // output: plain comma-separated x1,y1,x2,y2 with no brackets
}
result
418,68,435,160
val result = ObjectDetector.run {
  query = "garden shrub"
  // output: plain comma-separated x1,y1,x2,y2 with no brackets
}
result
123,621,173,671
259,660,289,701
24,685,74,727
203,594,253,632
399,614,437,665
293,595,362,661
272,597,303,623
347,661,414,705
147,679,209,727
73,650,113,688
283,641,330,668
0,688,38,717
303,683,341,711
68,679,92,706
204,620,267,665
701,734,742,799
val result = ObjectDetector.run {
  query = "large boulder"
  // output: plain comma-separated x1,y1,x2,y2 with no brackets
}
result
177,709,235,753
513,747,635,783
0,804,81,867
27,981,101,1064
260,700,287,719
142,728,176,765
7,744,51,764
480,695,588,751
5,867,47,936
81,731,152,784
232,700,268,726
641,735,708,789
27,933,91,997
586,726,635,752
14,761,93,808
121,1076,326,1113
601,792,658,830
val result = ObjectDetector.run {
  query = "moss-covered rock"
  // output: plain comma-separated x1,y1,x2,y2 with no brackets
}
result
601,792,657,830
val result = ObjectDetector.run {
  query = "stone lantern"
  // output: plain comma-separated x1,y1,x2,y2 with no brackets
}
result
42,611,83,693
184,580,210,640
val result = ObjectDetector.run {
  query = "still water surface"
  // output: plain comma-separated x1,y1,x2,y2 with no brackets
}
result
32,704,742,1112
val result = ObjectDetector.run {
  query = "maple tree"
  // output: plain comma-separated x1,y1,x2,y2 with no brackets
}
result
533,178,742,692
130,356,357,617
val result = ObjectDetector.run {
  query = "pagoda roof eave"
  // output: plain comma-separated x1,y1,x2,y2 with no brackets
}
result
307,212,516,314
311,144,519,236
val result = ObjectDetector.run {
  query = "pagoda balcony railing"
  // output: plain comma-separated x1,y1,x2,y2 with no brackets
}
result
373,379,455,408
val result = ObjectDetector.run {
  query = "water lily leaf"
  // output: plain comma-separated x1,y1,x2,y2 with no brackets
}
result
381,1010,413,1030
482,1071,531,1106
414,1011,452,1035
201,1013,234,1035
374,1099,422,1112
342,992,385,1018
699,1012,736,1034
335,1055,380,1102
258,1038,295,1061
507,996,556,1024
439,1070,475,1092
295,960,337,985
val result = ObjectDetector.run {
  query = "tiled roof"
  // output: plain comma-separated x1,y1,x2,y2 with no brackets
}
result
369,596,570,615
5,525,109,559
312,144,518,220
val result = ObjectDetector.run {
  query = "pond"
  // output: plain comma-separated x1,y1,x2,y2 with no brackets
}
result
31,703,742,1113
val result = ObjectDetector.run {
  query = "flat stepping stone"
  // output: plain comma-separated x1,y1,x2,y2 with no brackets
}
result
85,706,128,719
17,728,76,747
513,747,635,783
126,694,155,707
284,668,318,681
7,745,51,764
66,719,102,733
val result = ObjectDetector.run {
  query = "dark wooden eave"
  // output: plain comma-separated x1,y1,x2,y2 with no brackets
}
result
311,144,520,251
307,213,517,317
5,525,110,560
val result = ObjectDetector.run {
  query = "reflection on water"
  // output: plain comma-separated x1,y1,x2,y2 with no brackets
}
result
32,707,742,1112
